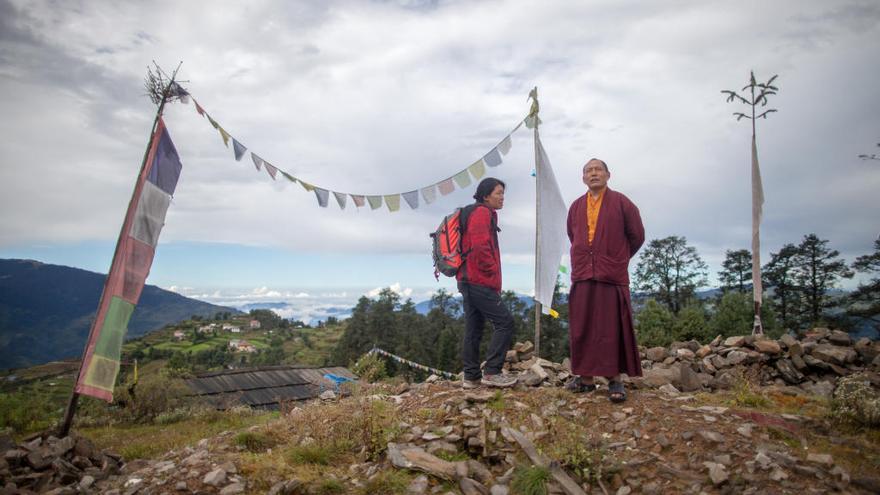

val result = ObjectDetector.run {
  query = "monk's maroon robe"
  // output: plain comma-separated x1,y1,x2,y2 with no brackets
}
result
567,188,645,377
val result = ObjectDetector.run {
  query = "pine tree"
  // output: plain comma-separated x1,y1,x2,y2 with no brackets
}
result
634,236,709,314
764,243,802,332
718,249,752,294
849,236,880,317
793,234,854,327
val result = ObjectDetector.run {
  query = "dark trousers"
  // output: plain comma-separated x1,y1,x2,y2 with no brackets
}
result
459,282,515,380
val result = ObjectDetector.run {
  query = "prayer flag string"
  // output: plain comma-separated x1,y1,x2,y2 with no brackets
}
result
177,87,526,211
366,347,458,379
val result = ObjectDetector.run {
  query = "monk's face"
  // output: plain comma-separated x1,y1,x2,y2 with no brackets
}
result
582,159,610,192
484,184,505,210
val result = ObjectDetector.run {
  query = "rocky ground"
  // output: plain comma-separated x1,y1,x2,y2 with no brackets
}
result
2,329,879,494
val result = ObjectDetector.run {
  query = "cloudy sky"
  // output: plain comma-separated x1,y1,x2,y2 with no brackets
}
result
1,0,878,305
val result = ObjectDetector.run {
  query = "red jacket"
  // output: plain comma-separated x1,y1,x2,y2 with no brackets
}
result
456,204,502,292
567,188,644,286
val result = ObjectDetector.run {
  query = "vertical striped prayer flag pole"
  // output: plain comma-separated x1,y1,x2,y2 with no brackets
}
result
58,64,184,437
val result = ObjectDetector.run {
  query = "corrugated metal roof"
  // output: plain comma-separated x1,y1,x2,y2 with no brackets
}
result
185,365,357,409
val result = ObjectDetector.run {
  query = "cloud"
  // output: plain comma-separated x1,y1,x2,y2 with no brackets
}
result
367,282,413,299
1,0,878,291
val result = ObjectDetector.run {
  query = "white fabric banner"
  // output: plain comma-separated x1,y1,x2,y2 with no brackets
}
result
534,132,568,314
751,136,764,304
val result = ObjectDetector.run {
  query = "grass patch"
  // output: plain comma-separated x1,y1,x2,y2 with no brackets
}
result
234,431,277,452
539,416,620,485
286,443,342,465
487,390,506,411
511,465,551,495
357,469,411,495
435,450,471,462
314,478,346,494
767,427,802,451
728,376,771,409
81,409,273,460
279,395,401,463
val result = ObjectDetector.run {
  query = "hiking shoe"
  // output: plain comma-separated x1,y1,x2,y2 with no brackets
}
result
565,376,597,394
481,374,517,388
462,378,481,389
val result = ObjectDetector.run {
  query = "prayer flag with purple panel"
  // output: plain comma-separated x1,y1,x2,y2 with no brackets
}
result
75,117,182,402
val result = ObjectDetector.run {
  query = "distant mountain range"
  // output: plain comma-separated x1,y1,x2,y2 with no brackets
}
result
0,259,238,370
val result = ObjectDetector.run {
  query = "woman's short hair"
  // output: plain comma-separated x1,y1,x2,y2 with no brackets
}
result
473,177,506,203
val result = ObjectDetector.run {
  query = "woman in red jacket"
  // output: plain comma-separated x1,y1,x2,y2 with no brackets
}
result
458,178,518,389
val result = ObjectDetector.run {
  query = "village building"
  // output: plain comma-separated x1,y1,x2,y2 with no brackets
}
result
249,319,261,329
184,365,357,409
173,330,186,341
228,339,256,353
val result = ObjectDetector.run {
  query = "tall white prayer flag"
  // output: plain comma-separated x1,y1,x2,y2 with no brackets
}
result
751,135,764,303
534,132,567,314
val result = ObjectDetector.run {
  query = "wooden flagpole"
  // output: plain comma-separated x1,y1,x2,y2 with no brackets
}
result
531,87,541,358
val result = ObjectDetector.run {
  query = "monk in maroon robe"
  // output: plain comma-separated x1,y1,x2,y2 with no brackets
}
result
566,158,644,402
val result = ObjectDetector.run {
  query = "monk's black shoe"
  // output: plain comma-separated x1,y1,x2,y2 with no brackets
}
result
565,376,597,394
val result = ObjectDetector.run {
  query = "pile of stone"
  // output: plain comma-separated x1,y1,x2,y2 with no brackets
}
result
489,329,879,398
0,433,122,494
636,328,879,397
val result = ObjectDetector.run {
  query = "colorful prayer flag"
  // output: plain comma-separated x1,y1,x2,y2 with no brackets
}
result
195,101,205,116
438,178,455,196
453,169,472,188
351,194,366,207
333,191,348,209
421,185,437,204
251,153,264,171
384,194,401,212
299,180,315,192
75,117,181,402
484,148,502,167
468,159,486,180
367,195,383,210
314,188,329,207
218,127,230,147
232,139,246,161
264,163,278,180
498,135,512,156
402,190,419,209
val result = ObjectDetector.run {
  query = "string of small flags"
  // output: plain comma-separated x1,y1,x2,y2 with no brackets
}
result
367,347,458,379
172,84,530,212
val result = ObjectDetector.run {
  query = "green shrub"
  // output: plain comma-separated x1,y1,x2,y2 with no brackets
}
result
709,292,781,339
352,353,388,383
673,304,711,343
511,465,550,495
635,299,675,347
830,373,880,427
0,391,60,434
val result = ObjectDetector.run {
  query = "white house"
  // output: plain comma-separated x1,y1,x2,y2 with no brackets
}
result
249,320,261,329
228,339,257,353
173,330,185,340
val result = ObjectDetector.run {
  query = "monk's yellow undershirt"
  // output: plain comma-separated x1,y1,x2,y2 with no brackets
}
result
586,188,605,244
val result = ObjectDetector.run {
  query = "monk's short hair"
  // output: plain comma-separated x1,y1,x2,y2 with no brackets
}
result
474,177,506,203
585,158,609,173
